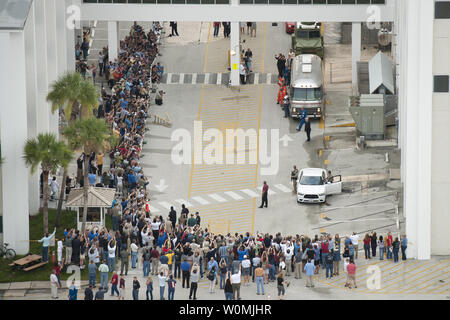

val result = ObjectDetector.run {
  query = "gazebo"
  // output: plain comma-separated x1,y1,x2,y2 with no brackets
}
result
66,187,116,231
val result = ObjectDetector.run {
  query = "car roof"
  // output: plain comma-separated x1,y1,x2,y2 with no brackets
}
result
301,168,325,176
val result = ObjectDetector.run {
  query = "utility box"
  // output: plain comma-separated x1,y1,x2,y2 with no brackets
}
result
349,94,386,140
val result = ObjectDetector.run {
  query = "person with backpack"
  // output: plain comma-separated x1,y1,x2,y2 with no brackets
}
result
167,275,176,300
208,265,217,293
325,250,334,279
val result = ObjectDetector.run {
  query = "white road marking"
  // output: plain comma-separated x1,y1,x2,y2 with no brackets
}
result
266,73,272,85
257,187,276,195
274,184,292,193
192,73,197,84
179,73,184,84
254,73,259,84
241,189,260,198
208,193,227,203
224,191,244,201
204,73,210,84
158,201,173,210
167,73,172,84
192,196,210,205
175,199,193,207
217,73,222,85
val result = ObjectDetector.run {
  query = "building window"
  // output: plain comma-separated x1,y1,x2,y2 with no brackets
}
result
434,75,449,93
435,1,450,19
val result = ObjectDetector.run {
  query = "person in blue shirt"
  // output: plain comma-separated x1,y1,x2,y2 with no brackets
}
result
207,257,218,272
160,252,169,265
180,259,191,288
401,235,408,261
68,281,78,300
38,228,56,262
157,232,167,248
88,172,96,186
121,198,128,212
88,230,98,242
304,259,315,288
237,246,248,261
297,107,308,131
127,172,136,192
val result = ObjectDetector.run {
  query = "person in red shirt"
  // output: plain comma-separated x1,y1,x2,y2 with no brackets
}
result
258,181,269,208
386,232,393,259
363,234,371,259
345,259,357,289
110,271,120,297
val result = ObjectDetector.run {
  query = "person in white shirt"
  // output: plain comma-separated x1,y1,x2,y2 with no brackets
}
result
50,270,60,299
231,265,241,300
241,256,251,286
57,240,63,264
239,63,247,85
350,233,359,259
284,246,294,276
108,240,117,272
158,272,167,300
130,240,139,269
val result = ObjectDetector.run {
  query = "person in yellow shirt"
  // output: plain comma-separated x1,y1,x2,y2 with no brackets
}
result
97,153,104,176
166,249,175,275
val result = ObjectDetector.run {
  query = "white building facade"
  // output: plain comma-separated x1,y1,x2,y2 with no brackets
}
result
0,0,449,258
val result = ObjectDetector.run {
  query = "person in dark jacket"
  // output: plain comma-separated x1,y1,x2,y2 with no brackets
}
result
305,117,311,142
370,232,378,258
84,285,94,300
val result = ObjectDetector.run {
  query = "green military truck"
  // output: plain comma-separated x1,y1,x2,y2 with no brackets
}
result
291,22,324,59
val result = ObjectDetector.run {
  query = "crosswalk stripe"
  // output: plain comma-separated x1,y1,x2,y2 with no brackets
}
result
192,196,210,205
179,73,184,84
147,205,160,213
217,73,222,85
167,73,172,84
257,187,276,195
254,73,259,84
224,191,244,200
208,193,227,202
241,189,259,198
158,201,173,210
266,73,272,85
192,73,197,84
175,199,193,208
274,184,292,193
204,73,210,84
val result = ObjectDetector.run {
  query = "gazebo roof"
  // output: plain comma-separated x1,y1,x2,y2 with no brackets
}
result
66,187,116,208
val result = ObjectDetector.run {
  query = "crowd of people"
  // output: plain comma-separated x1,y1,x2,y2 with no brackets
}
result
46,22,409,301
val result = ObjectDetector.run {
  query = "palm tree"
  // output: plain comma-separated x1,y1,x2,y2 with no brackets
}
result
23,133,73,233
63,118,117,232
47,71,99,122
46,71,99,227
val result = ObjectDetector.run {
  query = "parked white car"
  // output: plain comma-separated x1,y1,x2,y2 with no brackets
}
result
297,168,342,203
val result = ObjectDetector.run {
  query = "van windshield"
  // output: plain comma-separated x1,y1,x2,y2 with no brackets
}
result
296,30,321,39
292,87,323,101
299,175,324,186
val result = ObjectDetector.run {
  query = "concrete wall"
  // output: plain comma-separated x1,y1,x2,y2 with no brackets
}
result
431,16,450,255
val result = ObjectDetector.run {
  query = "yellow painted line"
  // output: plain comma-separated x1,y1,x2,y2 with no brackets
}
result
417,274,450,293
320,228,326,233
399,267,450,293
203,22,212,73
318,149,323,158
324,136,330,141
326,99,331,105
320,213,327,219
251,198,256,234
355,260,422,294
319,117,325,129
330,122,356,128
324,159,330,165
386,261,449,293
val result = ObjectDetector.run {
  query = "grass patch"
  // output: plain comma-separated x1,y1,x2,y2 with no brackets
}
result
0,208,112,283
